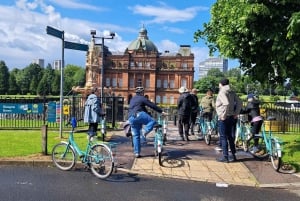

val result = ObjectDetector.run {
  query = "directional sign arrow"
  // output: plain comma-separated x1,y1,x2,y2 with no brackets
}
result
46,26,63,39
64,41,88,51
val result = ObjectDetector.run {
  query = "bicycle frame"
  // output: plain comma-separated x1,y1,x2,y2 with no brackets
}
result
249,119,283,171
154,114,167,166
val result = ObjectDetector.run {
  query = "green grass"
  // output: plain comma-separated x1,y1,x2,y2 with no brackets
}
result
274,133,300,170
0,130,89,157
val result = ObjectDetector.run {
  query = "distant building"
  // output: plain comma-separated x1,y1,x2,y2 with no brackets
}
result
83,26,195,104
198,57,228,79
53,60,62,70
32,59,44,68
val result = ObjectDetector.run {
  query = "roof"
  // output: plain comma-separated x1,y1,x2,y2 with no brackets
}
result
127,27,158,53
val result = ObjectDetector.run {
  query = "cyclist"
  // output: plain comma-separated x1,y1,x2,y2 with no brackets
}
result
240,93,263,153
128,86,165,158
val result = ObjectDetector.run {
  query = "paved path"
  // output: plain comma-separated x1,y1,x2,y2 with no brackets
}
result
1,122,300,191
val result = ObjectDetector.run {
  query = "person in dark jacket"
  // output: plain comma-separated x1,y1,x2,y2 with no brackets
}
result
177,86,192,141
241,93,263,153
128,86,164,158
189,88,199,135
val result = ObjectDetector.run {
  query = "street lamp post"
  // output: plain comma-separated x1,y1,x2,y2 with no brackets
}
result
90,30,115,104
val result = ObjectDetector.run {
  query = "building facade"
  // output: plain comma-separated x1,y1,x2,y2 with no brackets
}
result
84,27,194,104
198,57,228,79
32,59,44,68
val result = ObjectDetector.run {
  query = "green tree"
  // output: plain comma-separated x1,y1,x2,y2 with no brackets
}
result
194,0,300,85
64,65,85,94
0,61,9,94
8,68,19,95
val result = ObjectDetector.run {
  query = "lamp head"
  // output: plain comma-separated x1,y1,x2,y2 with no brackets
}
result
109,32,115,38
90,30,96,37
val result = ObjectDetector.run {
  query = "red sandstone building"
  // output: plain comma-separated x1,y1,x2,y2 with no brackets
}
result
84,27,194,104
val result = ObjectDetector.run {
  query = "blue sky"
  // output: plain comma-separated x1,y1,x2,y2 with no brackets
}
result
0,0,238,74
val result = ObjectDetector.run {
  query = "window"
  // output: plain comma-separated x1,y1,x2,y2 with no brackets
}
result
146,79,150,88
130,61,135,67
170,80,175,88
112,78,117,87
157,79,161,88
169,96,174,104
181,79,187,88
182,63,188,69
106,78,110,86
163,80,168,88
118,78,122,87
162,96,167,104
156,95,161,103
137,78,143,87
129,78,134,88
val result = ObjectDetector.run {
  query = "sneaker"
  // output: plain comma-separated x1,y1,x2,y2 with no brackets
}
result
215,146,222,151
250,146,259,154
216,157,229,163
229,155,237,162
134,153,141,158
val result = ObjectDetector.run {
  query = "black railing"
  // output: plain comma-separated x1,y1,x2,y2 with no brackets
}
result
0,96,124,129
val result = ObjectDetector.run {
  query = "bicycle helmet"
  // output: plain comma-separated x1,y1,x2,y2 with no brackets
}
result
135,86,144,94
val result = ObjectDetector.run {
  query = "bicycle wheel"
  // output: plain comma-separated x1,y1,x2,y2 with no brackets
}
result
89,144,114,179
204,129,211,145
270,138,282,171
194,122,203,139
52,143,76,171
247,135,268,159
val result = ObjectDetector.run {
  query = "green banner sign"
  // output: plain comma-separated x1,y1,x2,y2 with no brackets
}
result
0,103,43,114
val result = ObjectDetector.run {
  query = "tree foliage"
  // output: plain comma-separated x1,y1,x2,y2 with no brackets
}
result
0,61,9,94
194,0,300,86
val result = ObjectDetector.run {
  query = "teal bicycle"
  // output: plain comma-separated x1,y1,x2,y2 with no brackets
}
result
195,112,218,145
154,113,168,166
235,114,252,152
247,117,282,171
51,118,116,179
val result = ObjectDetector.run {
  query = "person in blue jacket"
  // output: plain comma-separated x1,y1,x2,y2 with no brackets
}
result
83,87,102,137
128,86,165,158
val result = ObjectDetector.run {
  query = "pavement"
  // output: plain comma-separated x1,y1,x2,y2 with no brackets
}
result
1,122,300,192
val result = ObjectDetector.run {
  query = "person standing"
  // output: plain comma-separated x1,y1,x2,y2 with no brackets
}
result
84,87,102,137
215,78,242,162
241,93,263,153
200,88,215,121
189,88,199,135
177,86,192,141
128,86,164,158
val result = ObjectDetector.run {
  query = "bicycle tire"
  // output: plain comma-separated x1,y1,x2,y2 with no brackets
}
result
247,135,269,159
204,131,211,145
52,142,76,171
194,122,203,139
89,144,114,179
270,138,282,171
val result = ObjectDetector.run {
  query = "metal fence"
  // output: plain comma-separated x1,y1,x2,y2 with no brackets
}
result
0,97,300,132
0,96,124,129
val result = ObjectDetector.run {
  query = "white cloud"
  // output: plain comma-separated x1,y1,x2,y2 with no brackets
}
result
129,4,208,24
49,0,106,11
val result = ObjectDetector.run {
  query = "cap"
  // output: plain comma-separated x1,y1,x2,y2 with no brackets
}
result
219,78,229,86
191,88,198,94
178,86,188,93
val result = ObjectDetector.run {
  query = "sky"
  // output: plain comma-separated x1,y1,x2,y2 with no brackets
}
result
0,0,238,76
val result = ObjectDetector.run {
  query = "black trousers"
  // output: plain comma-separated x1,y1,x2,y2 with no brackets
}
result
178,115,190,138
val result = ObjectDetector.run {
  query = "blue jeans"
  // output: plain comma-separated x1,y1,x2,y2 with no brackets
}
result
128,111,157,154
218,116,236,159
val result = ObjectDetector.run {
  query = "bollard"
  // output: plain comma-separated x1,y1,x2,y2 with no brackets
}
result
41,125,48,155
174,115,177,126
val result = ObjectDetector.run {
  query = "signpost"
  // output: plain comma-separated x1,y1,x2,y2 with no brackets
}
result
46,26,88,138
